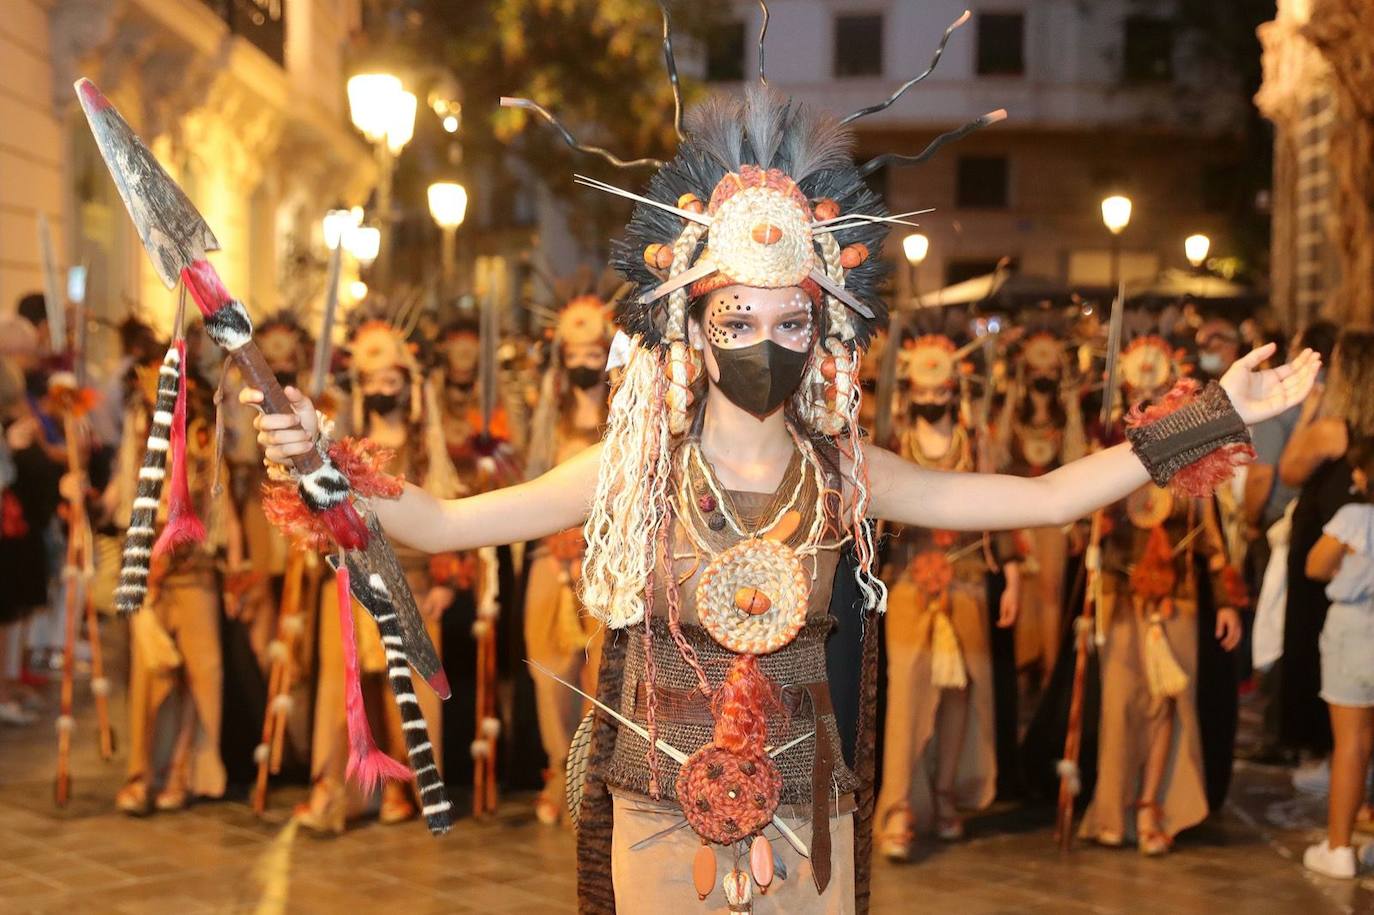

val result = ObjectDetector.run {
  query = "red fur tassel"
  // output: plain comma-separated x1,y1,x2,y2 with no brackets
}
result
336,562,410,793
711,656,780,758
261,438,403,552
153,339,205,557
1125,379,1256,499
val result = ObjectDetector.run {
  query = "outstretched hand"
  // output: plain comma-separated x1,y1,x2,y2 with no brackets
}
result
238,385,318,464
1219,343,1321,426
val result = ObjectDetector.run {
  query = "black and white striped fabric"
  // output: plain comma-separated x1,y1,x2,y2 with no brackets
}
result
114,345,179,615
351,571,452,835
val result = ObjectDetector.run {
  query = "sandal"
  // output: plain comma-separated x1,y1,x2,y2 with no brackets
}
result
935,790,965,842
878,805,914,860
115,779,151,817
1135,800,1172,856
293,778,346,836
534,791,562,827
379,781,417,825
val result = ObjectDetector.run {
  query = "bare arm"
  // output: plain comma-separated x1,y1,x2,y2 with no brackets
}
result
371,443,602,552
869,344,1319,532
1306,533,1349,582
1279,417,1345,488
241,383,600,553
867,439,1150,530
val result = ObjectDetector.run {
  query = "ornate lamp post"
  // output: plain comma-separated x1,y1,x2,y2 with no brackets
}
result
347,74,416,290
427,181,468,292
1185,233,1210,270
902,231,929,307
1100,194,1132,309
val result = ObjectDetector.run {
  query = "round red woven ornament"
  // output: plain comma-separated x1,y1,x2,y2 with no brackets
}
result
676,746,781,845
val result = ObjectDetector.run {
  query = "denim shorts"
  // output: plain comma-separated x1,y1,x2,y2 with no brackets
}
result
1320,603,1374,708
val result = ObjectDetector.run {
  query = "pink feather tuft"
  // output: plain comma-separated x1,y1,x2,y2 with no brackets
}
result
336,564,410,793
153,338,205,558
319,500,370,551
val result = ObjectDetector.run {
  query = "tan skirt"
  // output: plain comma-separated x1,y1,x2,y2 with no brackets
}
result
1079,592,1208,841
610,792,854,914
875,577,996,832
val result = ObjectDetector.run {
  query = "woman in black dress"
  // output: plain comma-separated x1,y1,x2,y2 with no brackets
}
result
1278,330,1374,759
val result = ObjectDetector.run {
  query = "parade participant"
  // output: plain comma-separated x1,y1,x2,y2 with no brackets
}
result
1077,336,1246,854
293,315,461,832
248,73,1315,915
114,339,243,814
993,331,1085,688
523,293,614,825
875,334,1017,857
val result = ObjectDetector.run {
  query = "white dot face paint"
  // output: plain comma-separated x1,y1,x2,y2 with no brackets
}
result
702,284,815,353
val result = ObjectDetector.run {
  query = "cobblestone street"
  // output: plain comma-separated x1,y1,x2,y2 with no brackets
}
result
1,673,1369,915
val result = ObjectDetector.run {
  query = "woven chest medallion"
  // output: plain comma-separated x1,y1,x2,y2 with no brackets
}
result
696,538,809,654
676,746,782,845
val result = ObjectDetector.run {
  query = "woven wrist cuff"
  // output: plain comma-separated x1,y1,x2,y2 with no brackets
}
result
1126,381,1252,492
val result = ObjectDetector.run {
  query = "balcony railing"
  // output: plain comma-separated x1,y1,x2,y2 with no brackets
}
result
200,0,286,67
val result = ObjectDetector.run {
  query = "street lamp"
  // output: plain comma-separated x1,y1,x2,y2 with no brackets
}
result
347,73,416,289
902,232,929,307
427,181,468,290
1185,233,1210,270
346,226,381,269
1099,194,1132,423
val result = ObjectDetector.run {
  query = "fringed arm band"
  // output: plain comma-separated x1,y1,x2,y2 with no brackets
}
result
1124,380,1255,498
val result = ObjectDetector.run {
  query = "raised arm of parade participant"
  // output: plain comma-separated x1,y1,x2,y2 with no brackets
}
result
242,384,600,551
246,342,1317,547
865,343,1320,532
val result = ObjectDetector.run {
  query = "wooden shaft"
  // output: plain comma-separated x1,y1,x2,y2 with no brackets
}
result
85,591,114,761
1055,509,1103,851
230,344,323,475
252,657,285,815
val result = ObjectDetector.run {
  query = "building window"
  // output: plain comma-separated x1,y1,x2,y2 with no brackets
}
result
1123,16,1173,82
705,20,746,82
956,155,1009,209
976,13,1024,76
834,14,883,78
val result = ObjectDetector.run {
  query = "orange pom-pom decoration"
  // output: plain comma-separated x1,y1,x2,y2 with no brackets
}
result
751,223,783,245
644,243,674,270
839,243,869,269
678,193,705,214
820,356,838,381
813,198,840,221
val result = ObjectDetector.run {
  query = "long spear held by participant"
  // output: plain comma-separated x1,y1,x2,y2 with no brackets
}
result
75,78,454,834
1054,288,1126,850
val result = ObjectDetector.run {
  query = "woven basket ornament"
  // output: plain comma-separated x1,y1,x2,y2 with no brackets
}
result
696,538,810,654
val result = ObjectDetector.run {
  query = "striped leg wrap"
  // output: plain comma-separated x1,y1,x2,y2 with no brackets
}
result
355,572,452,835
114,345,178,614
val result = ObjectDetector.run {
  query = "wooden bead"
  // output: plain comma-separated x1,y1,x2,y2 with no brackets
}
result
734,587,772,616
693,844,716,900
813,198,840,221
644,243,673,270
751,835,775,889
840,243,870,268
820,356,838,381
751,222,783,245
761,509,801,543
678,193,705,214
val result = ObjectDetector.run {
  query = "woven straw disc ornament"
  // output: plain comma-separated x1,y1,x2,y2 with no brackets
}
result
676,746,782,846
696,538,809,655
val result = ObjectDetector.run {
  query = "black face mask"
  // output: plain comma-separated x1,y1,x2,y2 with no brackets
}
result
566,366,604,390
274,370,297,390
909,401,952,424
363,392,402,417
1030,376,1057,395
710,339,810,419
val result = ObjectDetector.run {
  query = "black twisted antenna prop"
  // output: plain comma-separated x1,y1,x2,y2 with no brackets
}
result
858,109,1007,177
757,0,770,85
499,97,665,169
839,10,971,126
657,2,685,142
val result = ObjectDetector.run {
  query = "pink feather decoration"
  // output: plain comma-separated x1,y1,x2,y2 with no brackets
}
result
336,564,410,792
152,338,205,557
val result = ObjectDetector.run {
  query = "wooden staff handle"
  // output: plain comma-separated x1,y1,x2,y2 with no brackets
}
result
231,344,324,475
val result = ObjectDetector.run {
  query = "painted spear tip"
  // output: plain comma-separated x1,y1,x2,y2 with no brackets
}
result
426,668,452,700
74,78,111,113
954,10,972,27
985,108,1009,123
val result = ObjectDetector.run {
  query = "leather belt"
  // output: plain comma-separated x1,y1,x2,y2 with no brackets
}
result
630,678,835,893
